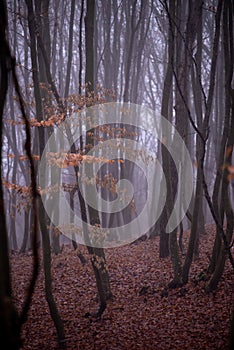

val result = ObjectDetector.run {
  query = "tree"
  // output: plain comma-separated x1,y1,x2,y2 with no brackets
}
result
84,0,112,316
25,0,66,347
0,1,39,347
0,2,21,347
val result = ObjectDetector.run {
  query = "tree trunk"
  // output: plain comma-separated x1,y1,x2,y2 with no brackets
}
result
25,0,66,346
206,0,234,291
0,1,21,347
84,0,112,315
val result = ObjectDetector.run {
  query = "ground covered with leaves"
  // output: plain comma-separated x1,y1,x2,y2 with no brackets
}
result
11,226,233,349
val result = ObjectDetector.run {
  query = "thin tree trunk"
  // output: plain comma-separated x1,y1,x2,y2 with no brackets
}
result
25,0,66,346
84,0,112,315
206,0,234,291
0,2,21,347
64,0,76,99
159,0,175,259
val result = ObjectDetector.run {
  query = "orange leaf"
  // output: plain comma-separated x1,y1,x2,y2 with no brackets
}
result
227,165,234,174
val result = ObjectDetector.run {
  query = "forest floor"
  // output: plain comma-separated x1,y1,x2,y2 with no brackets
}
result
11,224,233,350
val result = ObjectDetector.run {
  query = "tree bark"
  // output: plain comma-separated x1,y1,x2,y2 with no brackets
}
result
25,0,66,346
84,0,112,316
0,2,21,347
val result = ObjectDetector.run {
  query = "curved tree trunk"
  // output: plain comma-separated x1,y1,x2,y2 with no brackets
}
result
25,0,66,346
206,0,234,292
84,0,112,316
0,2,21,347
